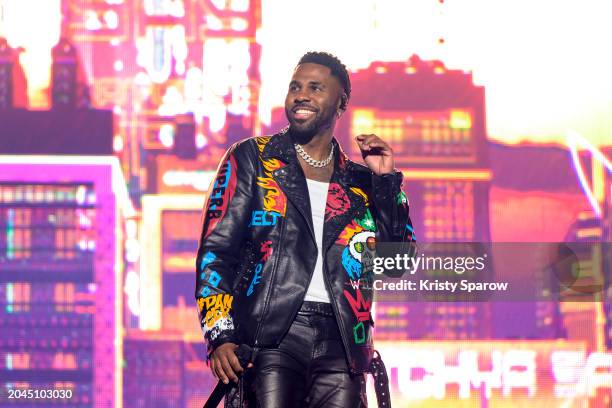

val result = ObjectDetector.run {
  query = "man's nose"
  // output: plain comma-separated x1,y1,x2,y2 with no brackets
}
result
294,89,310,102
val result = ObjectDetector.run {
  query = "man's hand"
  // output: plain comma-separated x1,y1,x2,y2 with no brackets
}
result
210,343,252,384
355,134,395,175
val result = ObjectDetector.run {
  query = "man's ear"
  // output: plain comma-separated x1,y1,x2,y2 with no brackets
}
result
338,93,348,113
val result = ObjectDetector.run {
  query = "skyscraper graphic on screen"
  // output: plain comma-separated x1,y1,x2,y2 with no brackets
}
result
63,0,263,197
604,147,612,350
0,156,131,407
562,211,607,353
563,143,610,352
139,194,205,334
337,55,493,340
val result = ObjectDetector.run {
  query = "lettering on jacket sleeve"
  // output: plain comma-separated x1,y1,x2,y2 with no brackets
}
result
203,154,238,239
198,293,235,342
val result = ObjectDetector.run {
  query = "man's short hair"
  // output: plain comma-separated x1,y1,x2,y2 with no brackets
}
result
298,51,351,108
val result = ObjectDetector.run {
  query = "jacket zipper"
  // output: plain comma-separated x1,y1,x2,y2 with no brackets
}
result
252,214,286,345
320,177,368,374
322,245,357,375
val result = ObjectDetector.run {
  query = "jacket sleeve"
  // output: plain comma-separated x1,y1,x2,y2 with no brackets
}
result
371,171,417,255
195,141,254,357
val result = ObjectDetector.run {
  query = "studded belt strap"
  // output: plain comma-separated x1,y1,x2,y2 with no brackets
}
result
369,350,392,408
299,301,334,317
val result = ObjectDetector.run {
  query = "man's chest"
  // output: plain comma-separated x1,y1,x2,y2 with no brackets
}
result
298,158,333,183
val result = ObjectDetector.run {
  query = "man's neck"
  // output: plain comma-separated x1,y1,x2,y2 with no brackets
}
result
294,131,334,161
288,128,336,182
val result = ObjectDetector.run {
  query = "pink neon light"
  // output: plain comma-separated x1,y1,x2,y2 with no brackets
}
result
566,130,612,218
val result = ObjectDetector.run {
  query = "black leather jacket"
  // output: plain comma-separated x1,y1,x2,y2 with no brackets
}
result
195,129,415,374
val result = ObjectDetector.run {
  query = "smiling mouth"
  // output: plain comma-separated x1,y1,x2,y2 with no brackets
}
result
292,107,317,121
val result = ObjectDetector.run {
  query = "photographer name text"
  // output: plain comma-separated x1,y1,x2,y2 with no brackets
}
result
372,279,509,293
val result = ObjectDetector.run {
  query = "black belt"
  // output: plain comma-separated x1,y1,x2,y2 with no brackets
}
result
299,301,334,317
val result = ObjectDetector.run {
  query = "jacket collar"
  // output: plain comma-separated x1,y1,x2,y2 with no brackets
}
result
263,128,368,252
262,127,362,186
261,127,296,164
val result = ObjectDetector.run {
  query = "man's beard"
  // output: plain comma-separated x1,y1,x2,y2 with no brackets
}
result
285,108,332,144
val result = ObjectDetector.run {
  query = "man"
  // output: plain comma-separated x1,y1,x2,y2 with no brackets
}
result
195,51,415,407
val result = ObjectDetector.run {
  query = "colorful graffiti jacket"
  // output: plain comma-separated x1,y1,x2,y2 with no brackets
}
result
195,128,416,374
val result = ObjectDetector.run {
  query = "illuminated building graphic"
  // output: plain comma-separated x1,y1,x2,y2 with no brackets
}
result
63,0,263,196
161,209,202,329
146,154,217,194
123,331,214,407
51,37,90,109
0,37,27,109
123,332,184,408
603,147,612,350
0,1,608,406
340,55,491,243
0,156,132,407
139,194,205,333
371,303,409,341
565,134,611,351
605,213,612,350
370,340,611,407
562,211,607,353
341,56,492,339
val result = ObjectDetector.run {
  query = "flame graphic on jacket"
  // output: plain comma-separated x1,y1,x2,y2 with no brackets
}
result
337,220,364,246
349,186,369,206
256,137,287,216
257,176,287,215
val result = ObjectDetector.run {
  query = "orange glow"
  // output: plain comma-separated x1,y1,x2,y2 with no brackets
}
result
450,109,472,130
352,109,375,134
3,1,610,145
1,0,61,108
489,187,588,242
53,353,77,370
163,255,194,271
576,227,603,239
259,0,612,147
402,169,492,180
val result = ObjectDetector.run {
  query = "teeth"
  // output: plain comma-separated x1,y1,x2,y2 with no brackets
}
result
296,109,313,114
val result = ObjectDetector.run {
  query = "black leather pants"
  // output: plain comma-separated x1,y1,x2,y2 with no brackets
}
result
248,301,367,408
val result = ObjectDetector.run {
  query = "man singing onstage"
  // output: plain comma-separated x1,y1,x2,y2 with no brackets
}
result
195,51,416,408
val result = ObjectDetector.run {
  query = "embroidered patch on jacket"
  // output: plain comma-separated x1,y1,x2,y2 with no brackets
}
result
256,177,286,216
199,293,234,343
255,136,287,217
340,230,377,280
349,186,369,206
396,191,408,205
247,240,273,296
343,287,372,345
325,182,350,221
336,220,363,246
343,289,372,322
204,318,235,342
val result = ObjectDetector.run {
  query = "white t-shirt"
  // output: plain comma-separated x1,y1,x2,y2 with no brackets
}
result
304,178,331,303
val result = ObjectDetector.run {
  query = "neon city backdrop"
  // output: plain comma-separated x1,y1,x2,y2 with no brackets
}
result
0,0,610,407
